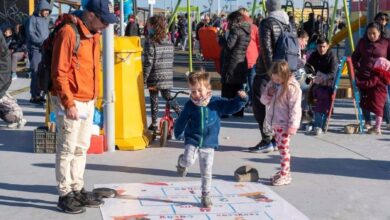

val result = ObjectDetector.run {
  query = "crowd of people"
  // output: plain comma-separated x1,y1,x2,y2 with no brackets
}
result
141,0,390,209
0,0,389,214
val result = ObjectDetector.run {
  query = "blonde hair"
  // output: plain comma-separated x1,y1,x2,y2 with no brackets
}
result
268,61,292,100
187,70,211,89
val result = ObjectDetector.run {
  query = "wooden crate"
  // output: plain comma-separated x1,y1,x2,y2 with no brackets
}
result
34,127,56,153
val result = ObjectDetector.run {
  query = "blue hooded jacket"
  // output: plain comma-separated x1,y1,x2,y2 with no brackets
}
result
26,0,52,50
174,96,247,149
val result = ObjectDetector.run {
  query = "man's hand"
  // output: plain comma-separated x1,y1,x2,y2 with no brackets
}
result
237,90,247,99
66,106,79,120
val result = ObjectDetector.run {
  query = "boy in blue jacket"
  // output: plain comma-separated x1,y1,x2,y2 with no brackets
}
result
174,70,248,208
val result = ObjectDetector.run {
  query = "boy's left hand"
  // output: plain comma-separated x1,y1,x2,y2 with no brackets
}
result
237,90,247,99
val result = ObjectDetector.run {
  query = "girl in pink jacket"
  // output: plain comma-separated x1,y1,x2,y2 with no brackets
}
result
260,61,302,186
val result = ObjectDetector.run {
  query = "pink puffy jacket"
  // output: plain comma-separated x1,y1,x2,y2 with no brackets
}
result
260,77,302,134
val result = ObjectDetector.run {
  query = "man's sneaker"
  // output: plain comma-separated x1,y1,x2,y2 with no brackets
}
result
271,172,292,186
201,195,213,208
313,127,323,136
11,72,17,80
29,98,44,105
176,154,187,177
57,192,86,214
73,188,104,208
7,118,27,129
248,141,274,153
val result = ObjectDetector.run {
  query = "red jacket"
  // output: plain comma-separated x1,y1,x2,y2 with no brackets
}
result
246,24,260,69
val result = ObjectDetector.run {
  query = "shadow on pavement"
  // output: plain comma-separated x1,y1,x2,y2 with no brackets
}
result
0,130,34,153
0,196,57,212
0,182,57,195
33,163,234,181
247,155,390,180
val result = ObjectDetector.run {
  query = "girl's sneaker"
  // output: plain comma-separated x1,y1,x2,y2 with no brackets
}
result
364,122,372,130
367,127,381,135
271,172,292,186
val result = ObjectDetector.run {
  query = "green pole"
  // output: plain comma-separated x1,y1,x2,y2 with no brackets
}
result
328,0,339,43
343,0,354,52
251,0,257,17
187,0,193,72
261,0,267,16
168,0,182,31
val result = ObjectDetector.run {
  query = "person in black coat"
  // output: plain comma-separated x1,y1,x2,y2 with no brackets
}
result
219,10,251,117
125,15,140,36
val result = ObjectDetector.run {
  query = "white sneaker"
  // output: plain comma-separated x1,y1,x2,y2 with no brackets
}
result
7,118,27,129
11,73,17,80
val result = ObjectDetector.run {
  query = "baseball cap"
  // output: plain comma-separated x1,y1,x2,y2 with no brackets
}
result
85,0,118,24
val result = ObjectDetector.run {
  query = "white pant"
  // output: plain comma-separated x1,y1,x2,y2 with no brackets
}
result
179,144,214,193
52,96,94,196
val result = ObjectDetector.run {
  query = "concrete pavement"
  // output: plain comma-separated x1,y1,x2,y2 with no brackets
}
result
0,69,389,219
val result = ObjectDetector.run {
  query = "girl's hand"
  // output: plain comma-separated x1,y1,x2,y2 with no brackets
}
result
287,127,297,135
148,86,157,91
268,87,277,96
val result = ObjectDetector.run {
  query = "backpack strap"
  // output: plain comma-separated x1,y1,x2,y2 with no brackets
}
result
269,17,291,33
68,23,80,55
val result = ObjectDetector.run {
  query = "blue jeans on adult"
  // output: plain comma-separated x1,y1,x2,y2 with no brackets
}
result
28,49,42,98
246,66,256,106
362,109,371,124
314,111,327,129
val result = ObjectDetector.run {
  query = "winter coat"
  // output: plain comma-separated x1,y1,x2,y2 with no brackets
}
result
51,16,101,109
303,18,315,38
174,96,248,149
26,0,51,51
143,38,174,89
125,21,140,36
312,85,332,114
195,21,209,40
9,32,27,53
0,31,11,99
352,37,390,79
307,49,338,79
260,78,302,132
256,10,296,77
355,74,387,117
219,21,251,84
351,37,390,116
246,24,260,69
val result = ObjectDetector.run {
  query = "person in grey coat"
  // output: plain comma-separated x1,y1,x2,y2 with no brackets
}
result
143,15,181,131
26,0,51,105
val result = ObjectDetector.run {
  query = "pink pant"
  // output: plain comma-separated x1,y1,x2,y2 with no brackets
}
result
273,127,291,176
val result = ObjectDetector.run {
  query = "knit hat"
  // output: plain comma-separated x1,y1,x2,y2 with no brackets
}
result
266,0,282,12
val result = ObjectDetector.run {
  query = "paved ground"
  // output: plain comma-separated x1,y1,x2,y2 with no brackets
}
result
0,56,390,220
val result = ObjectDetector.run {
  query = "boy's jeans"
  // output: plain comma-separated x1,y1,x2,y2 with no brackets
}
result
52,96,94,196
179,144,214,193
314,111,327,129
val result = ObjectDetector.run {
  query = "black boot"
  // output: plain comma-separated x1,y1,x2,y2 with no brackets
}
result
57,192,86,214
73,188,104,208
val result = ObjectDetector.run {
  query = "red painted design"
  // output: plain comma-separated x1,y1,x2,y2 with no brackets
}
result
144,182,169,186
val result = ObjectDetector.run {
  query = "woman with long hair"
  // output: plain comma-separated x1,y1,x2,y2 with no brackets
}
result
143,15,181,131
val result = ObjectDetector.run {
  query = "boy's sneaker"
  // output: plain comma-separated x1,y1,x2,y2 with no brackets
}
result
176,154,187,177
73,188,104,208
307,127,322,136
7,118,27,129
57,192,86,214
271,172,292,186
201,195,213,208
248,141,274,153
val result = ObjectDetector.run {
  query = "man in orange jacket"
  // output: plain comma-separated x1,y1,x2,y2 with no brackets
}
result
51,0,117,214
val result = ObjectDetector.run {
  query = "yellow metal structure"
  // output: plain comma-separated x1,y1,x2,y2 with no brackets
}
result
114,37,151,150
331,15,367,47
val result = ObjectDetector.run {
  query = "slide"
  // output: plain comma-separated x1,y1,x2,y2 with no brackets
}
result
331,15,367,47
198,27,222,74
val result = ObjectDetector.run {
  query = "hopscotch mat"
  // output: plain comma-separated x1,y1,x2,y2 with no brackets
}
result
95,180,308,220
